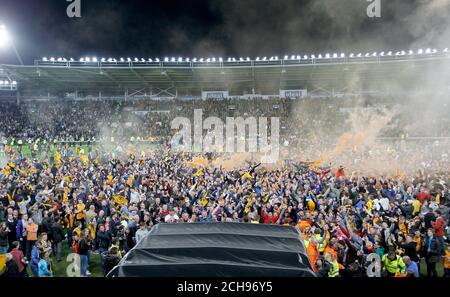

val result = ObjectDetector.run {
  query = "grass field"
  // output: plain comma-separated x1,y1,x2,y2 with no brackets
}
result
25,241,103,277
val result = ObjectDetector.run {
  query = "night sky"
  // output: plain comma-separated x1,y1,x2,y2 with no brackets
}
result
0,0,449,64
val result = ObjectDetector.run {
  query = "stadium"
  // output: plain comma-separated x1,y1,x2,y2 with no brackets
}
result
0,0,449,285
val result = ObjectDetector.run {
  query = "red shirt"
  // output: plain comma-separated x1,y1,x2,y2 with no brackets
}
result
432,217,445,237
10,249,25,273
417,191,431,204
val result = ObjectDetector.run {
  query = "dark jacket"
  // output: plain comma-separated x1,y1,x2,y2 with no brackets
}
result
0,229,8,247
96,230,111,251
426,237,441,263
3,260,19,277
42,217,54,240
401,242,419,262
77,239,89,255
51,222,65,243
103,253,121,276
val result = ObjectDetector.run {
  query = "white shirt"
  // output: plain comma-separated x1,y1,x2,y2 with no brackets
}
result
165,214,179,223
379,197,390,211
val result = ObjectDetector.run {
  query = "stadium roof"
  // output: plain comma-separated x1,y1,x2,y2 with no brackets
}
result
1,51,450,98
106,222,316,277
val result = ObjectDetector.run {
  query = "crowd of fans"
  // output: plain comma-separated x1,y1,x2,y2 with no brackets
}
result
0,96,449,278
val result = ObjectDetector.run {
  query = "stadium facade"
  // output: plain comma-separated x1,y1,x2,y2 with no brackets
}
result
0,49,449,102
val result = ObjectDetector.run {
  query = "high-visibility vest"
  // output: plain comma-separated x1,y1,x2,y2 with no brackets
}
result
306,243,319,272
382,255,406,274
304,238,310,248
324,246,338,260
316,232,329,253
328,260,339,277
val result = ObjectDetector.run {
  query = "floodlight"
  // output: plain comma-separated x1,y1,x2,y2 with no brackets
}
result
171,57,176,62
148,58,152,62
12,81,17,85
311,54,316,59
193,58,197,62
262,57,267,61
247,57,251,61
357,53,362,57
218,57,223,62
418,49,423,54
387,51,392,56
0,24,9,48
284,55,289,60
364,53,370,57
43,57,48,61
199,58,204,62
444,48,449,53
340,53,345,58
332,53,337,58
425,48,431,54
256,57,260,61
380,52,385,56
155,58,160,62
120,58,124,62
349,53,354,58
85,57,91,62
408,50,414,55
178,57,182,62
431,49,437,54
50,57,55,62
101,58,106,62
92,57,97,62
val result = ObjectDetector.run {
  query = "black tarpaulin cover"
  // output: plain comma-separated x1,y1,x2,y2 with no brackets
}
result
107,222,316,277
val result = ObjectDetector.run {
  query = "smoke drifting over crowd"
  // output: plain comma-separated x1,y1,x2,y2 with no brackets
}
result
1,0,449,62
1,0,450,175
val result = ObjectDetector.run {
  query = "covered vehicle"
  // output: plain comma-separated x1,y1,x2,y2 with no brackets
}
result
107,222,316,277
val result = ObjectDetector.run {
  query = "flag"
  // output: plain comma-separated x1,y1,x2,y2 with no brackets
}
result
244,197,253,214
80,154,89,166
55,150,62,167
113,194,128,206
194,167,204,177
241,172,252,179
200,191,209,207
308,155,326,168
62,187,69,204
